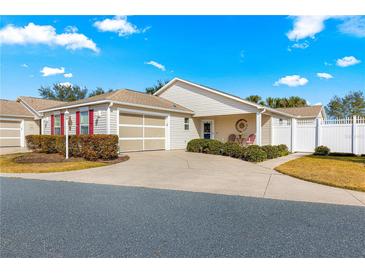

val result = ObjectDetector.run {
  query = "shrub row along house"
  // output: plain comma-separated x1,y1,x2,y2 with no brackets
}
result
0,78,325,153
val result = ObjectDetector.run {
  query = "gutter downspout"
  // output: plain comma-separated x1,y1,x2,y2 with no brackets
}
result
106,102,113,134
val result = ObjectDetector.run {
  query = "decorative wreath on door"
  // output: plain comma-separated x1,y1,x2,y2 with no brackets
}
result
235,119,248,133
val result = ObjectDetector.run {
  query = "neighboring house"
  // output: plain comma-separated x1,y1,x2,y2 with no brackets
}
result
0,97,61,147
38,78,323,153
276,105,327,121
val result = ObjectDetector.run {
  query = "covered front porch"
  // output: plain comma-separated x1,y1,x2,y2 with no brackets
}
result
193,112,272,146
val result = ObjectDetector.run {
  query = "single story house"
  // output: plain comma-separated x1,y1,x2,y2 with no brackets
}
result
35,78,325,153
0,97,62,147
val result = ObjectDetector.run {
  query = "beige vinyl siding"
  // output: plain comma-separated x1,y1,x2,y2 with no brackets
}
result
169,114,199,150
159,81,257,117
24,119,40,136
261,114,272,145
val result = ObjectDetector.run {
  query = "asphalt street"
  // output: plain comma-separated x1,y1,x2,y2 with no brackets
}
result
1,177,364,257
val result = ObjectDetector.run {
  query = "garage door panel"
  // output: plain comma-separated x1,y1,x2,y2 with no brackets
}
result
0,129,20,138
144,115,165,126
144,139,165,150
0,138,20,147
119,140,143,152
0,121,20,128
144,127,165,138
119,113,143,125
119,126,143,138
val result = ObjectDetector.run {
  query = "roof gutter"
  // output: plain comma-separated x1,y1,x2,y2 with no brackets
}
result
39,99,194,115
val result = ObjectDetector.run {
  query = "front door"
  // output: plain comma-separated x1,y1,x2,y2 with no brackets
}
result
203,121,213,139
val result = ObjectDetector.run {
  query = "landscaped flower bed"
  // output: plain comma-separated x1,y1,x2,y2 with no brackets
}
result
186,139,289,162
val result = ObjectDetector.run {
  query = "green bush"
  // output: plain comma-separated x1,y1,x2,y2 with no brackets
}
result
261,145,280,159
25,134,119,160
203,139,224,155
222,142,246,158
314,145,330,156
277,144,289,156
243,145,267,162
186,139,209,153
40,135,58,154
25,135,42,151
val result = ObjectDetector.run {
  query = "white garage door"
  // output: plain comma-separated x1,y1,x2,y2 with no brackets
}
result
118,112,166,152
0,120,22,147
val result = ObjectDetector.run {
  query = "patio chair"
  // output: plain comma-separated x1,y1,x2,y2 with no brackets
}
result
228,134,236,143
245,134,256,145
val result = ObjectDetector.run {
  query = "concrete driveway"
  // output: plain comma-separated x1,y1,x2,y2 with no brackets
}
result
2,150,364,207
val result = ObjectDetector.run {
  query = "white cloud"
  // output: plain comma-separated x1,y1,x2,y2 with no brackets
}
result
336,56,361,67
239,50,245,62
287,16,329,41
94,16,144,37
145,60,166,71
40,66,65,77
64,73,73,78
324,61,332,66
274,75,309,87
338,16,365,38
21,63,28,68
0,23,99,52
313,102,323,106
317,72,334,79
58,82,72,87
64,25,78,33
291,41,309,49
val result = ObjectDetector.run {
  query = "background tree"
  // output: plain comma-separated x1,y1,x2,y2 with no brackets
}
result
145,80,170,95
245,95,264,105
88,87,114,98
39,83,87,102
326,91,365,118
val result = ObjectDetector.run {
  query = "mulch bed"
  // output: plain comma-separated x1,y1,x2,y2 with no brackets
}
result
14,152,129,164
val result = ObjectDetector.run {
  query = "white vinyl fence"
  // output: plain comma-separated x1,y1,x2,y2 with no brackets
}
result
272,116,365,154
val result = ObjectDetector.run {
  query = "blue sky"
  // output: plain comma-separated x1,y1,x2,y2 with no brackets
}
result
0,15,364,105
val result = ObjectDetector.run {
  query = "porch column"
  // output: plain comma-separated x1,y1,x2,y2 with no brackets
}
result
256,112,262,146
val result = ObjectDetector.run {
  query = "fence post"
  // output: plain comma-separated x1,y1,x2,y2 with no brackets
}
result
315,118,321,148
290,118,297,152
352,115,357,155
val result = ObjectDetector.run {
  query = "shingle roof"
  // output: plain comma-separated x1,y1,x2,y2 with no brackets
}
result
276,105,323,118
18,96,63,111
0,99,34,117
40,89,193,113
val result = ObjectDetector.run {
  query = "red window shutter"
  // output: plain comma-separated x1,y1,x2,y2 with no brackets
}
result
60,113,65,135
89,109,94,135
51,115,54,135
76,111,80,135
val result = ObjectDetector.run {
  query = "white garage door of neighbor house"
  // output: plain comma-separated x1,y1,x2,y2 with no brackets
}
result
119,113,166,152
0,120,21,147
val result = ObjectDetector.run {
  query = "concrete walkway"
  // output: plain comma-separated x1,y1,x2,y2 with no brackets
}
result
1,150,364,207
0,147,30,155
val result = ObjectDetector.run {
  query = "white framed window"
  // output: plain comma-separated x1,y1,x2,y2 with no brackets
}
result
184,118,189,130
54,115,61,135
80,111,89,134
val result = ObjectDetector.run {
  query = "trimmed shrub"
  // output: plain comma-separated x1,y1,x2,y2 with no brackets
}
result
203,139,224,155
222,142,246,158
187,139,209,153
25,135,42,151
277,144,289,156
40,135,58,154
243,145,267,162
261,145,280,159
314,145,330,156
25,134,119,160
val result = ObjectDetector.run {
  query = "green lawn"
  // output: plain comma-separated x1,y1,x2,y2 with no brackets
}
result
0,153,108,173
275,155,365,192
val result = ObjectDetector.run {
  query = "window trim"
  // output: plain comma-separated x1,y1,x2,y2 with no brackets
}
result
80,110,89,134
184,117,189,130
54,114,61,135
